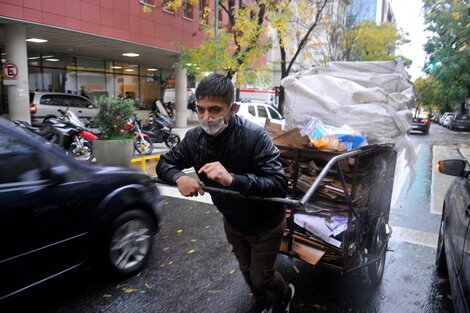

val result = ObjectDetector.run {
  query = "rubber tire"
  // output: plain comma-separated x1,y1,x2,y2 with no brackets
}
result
435,213,447,274
103,209,156,278
367,217,387,285
68,141,94,161
134,136,154,155
164,133,181,149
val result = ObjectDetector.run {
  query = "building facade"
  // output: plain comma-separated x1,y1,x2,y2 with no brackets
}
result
0,0,212,126
346,0,395,27
268,0,350,84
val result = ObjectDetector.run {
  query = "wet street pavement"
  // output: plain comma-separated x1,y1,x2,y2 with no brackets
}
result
2,123,466,313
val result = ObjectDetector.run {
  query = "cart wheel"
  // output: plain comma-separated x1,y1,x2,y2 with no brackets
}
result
367,216,388,285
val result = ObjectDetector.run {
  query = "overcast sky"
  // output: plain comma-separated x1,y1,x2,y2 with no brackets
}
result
389,0,430,80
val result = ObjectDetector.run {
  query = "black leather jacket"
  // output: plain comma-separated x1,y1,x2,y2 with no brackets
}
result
156,114,288,235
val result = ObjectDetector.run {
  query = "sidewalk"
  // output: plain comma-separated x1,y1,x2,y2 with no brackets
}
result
130,120,198,176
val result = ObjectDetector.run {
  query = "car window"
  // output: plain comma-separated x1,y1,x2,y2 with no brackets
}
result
0,129,44,184
268,107,281,121
248,105,256,117
70,96,93,108
258,105,268,118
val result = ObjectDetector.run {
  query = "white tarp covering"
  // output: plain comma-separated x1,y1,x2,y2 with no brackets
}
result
281,59,416,188
281,59,414,145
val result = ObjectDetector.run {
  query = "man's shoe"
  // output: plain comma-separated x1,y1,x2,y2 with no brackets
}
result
247,300,272,313
272,283,295,313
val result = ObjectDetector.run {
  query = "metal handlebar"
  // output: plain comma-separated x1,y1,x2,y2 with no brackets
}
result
152,176,304,210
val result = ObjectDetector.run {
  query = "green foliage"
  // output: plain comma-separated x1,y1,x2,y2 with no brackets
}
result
342,21,407,61
414,76,449,111
94,96,136,140
423,0,470,106
172,0,273,87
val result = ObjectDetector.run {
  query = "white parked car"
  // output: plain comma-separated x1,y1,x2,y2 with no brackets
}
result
235,101,285,129
30,92,98,126
442,113,457,128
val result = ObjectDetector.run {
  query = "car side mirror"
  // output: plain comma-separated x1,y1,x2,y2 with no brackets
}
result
45,165,70,185
437,159,468,177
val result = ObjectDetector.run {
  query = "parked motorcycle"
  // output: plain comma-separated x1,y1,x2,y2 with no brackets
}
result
13,109,97,161
142,111,181,149
123,115,154,155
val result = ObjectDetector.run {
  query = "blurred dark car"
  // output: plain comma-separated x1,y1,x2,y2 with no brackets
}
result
436,159,470,313
411,114,430,134
448,114,470,131
0,117,161,302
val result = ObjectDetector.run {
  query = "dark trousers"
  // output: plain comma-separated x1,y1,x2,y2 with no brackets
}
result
223,218,287,305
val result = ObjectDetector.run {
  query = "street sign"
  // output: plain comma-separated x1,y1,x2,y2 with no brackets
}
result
2,62,18,85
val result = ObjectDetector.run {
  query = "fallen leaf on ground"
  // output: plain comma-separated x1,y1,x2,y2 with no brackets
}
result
187,249,196,254
122,288,138,293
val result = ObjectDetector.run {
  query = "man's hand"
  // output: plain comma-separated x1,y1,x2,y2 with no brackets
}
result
198,162,233,187
175,175,204,197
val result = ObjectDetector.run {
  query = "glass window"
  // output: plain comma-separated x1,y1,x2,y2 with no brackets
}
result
77,71,106,102
248,105,255,117
27,51,42,67
199,0,209,24
42,68,67,92
0,130,44,184
77,57,105,72
29,67,43,91
42,54,75,69
140,75,161,110
140,0,155,7
69,95,95,108
183,0,193,19
162,0,174,12
268,107,281,120
258,105,268,118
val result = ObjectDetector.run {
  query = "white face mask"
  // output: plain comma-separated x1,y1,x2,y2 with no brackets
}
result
199,104,233,136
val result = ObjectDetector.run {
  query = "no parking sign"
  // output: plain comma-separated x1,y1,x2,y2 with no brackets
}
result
2,62,18,85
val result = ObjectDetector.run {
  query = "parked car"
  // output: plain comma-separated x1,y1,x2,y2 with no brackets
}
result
411,114,430,134
0,117,161,302
439,112,453,125
441,112,457,128
448,114,470,131
30,92,98,127
235,101,285,129
436,159,470,313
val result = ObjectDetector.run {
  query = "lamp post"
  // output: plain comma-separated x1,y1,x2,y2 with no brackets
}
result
214,0,218,73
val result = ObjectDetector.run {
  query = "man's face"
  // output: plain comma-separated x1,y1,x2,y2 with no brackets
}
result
196,97,237,123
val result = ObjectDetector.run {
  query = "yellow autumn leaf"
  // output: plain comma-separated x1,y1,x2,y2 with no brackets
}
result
122,288,138,293
177,229,183,234
187,249,196,254
168,260,173,265
230,269,236,274
190,239,197,242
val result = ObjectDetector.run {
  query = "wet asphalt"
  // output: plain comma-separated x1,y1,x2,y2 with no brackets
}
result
1,123,467,313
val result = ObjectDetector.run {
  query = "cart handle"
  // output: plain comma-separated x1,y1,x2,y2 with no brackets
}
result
152,176,304,209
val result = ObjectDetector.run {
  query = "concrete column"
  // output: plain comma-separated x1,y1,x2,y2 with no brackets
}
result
5,24,30,123
175,67,187,128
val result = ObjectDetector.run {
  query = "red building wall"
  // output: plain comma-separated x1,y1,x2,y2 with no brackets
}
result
0,0,205,52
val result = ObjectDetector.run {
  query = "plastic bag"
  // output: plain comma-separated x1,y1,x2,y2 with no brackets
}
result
300,117,366,151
